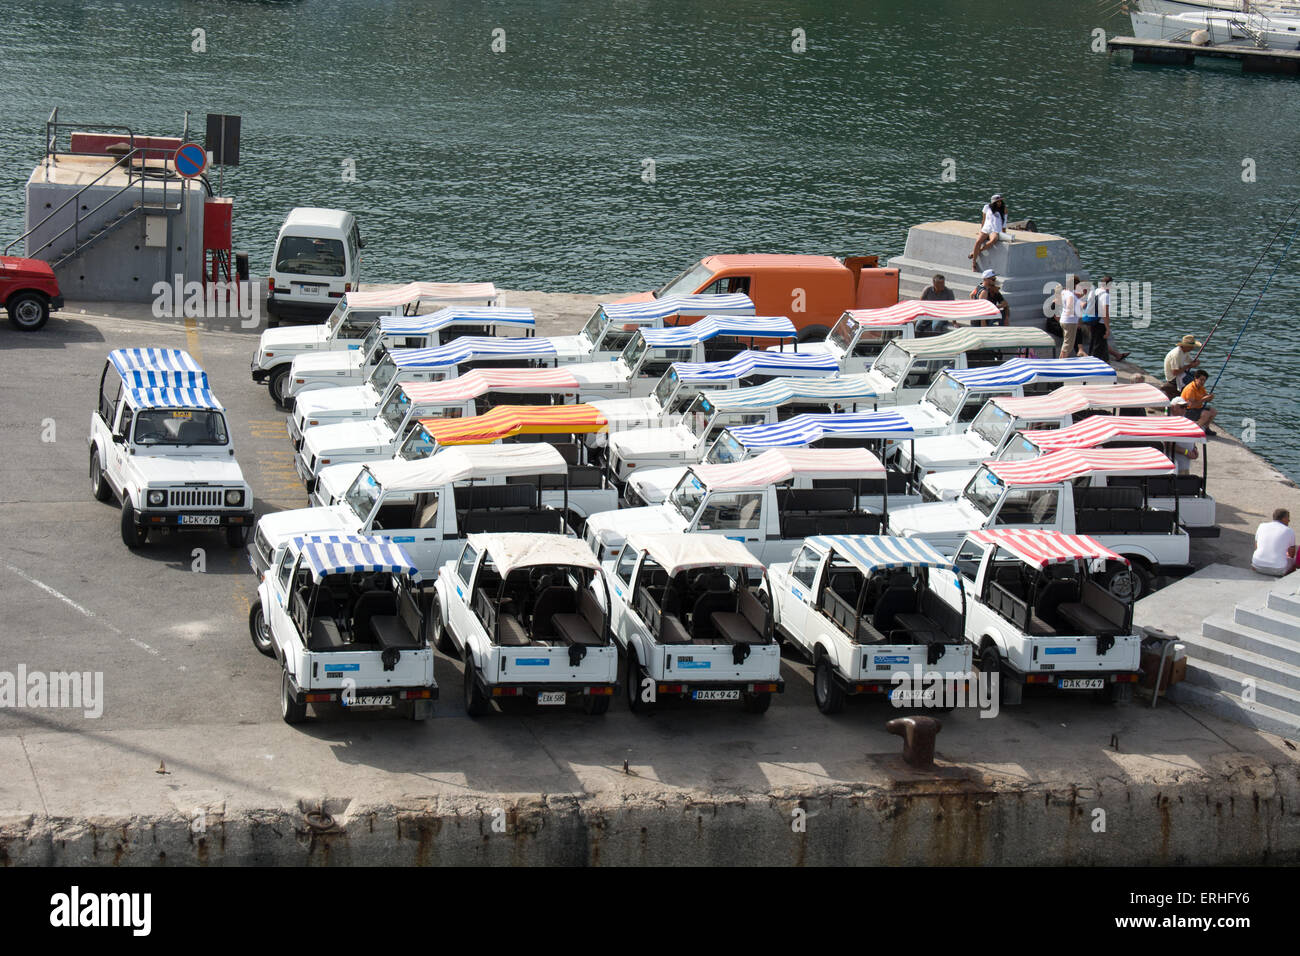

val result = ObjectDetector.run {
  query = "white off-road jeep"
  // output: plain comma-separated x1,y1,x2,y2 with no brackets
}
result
431,533,618,716
250,533,437,723
89,349,254,549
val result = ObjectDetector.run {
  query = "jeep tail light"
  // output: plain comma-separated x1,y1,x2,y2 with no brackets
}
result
1112,673,1139,683
401,689,432,700
491,687,522,697
747,683,778,693
305,692,335,703
264,351,274,358
344,282,352,292
268,278,275,292
658,684,684,694
1026,674,1053,684
584,686,614,696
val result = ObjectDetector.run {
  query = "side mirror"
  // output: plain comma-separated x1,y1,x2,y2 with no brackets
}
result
111,433,126,444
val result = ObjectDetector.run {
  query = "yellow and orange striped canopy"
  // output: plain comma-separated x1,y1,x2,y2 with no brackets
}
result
418,403,609,445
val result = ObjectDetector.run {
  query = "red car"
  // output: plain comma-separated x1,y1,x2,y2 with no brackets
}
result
1,255,64,331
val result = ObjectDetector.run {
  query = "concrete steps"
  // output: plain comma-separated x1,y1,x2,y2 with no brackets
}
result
1164,573,1300,741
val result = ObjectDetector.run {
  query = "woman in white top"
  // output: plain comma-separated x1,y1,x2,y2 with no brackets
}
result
969,194,1007,271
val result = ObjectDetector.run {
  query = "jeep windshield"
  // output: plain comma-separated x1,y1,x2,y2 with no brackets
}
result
667,473,707,522
996,432,1042,462
367,353,399,391
827,314,858,354
924,374,966,419
962,465,1004,517
134,409,229,446
652,370,679,411
655,261,713,298
398,424,437,461
871,341,911,387
621,333,648,372
359,321,383,359
379,387,412,432
704,432,745,464
970,402,1014,447
343,470,381,523
684,393,716,440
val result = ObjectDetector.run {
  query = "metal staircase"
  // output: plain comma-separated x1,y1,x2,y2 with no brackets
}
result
4,113,184,270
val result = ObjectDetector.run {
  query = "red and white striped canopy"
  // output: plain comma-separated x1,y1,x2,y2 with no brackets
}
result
986,447,1175,485
1026,415,1205,452
344,282,498,308
400,368,581,404
969,529,1129,568
692,447,884,491
992,383,1170,419
843,298,1000,327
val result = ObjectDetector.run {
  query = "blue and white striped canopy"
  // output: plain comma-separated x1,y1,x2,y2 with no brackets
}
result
945,357,1116,388
380,306,535,335
109,348,208,389
809,535,956,575
709,374,881,410
672,350,839,382
599,293,755,322
640,315,796,346
729,411,914,448
291,533,423,583
391,336,556,368
125,386,224,410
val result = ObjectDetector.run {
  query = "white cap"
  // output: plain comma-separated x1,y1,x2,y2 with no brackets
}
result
990,193,1003,202
981,269,997,279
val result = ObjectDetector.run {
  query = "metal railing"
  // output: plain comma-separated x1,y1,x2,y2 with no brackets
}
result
5,113,183,262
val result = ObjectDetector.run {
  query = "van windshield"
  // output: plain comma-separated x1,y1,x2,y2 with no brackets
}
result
276,236,346,277
656,262,713,298
134,409,229,446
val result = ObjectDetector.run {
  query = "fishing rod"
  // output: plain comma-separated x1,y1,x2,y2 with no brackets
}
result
1194,198,1299,364
1210,213,1300,392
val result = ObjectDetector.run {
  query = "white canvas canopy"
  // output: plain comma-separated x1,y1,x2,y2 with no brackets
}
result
624,532,765,575
469,533,602,577
367,444,567,493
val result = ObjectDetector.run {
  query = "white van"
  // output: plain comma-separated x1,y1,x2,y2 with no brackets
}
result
267,208,363,323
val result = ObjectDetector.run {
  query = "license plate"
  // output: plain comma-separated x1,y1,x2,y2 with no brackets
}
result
179,515,220,525
1059,678,1105,690
691,689,740,701
298,285,321,296
537,691,566,705
892,687,938,704
345,695,393,708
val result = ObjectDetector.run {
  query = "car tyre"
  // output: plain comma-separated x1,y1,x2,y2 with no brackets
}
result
431,596,457,656
120,501,145,548
741,691,772,714
463,655,492,717
90,451,112,503
625,649,654,714
1102,562,1151,602
813,655,845,715
582,692,611,716
1108,680,1135,705
248,600,276,658
280,670,307,724
7,292,49,331
269,367,291,408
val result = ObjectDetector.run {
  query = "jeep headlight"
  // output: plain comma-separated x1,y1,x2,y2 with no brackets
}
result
225,489,245,506
147,490,166,506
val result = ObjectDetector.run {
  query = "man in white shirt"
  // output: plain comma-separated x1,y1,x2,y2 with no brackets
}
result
1252,509,1296,577
1058,276,1082,359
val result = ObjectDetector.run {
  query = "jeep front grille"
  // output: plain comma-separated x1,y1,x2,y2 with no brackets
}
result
169,488,226,508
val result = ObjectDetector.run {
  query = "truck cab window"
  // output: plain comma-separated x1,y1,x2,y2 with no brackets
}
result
117,403,134,440
456,544,478,585
615,545,638,586
995,488,1059,525
696,492,762,530
954,541,983,581
702,276,750,296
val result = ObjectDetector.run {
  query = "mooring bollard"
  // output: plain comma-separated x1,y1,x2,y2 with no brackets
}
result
885,715,942,769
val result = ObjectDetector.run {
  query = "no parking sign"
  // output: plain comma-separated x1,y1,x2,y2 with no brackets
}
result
174,142,208,178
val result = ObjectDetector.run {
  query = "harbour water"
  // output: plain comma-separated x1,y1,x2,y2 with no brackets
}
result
1,0,1297,478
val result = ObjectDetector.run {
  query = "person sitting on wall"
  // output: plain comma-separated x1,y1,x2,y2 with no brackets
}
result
969,194,1007,271
1251,508,1296,578
1180,369,1217,436
969,269,1009,326
918,273,954,333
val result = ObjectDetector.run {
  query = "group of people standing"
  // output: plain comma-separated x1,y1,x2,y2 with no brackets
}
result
1056,275,1127,364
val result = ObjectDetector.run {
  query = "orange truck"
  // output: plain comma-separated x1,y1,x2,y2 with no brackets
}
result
616,254,899,342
